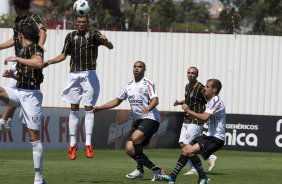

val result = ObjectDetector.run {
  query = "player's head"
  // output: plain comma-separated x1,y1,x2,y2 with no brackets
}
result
75,16,89,32
187,67,199,83
133,61,146,80
10,0,31,13
204,79,222,98
18,24,37,45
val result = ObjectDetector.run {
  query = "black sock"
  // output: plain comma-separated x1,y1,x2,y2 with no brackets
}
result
170,154,189,180
143,154,160,171
133,144,144,173
189,155,206,179
131,154,160,171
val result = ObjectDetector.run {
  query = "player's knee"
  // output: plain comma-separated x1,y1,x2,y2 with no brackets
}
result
131,136,143,145
0,87,8,100
181,145,193,156
125,142,135,156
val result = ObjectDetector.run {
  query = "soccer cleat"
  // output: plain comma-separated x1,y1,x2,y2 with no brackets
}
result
198,178,210,184
125,169,144,179
4,118,12,131
0,118,12,133
157,174,175,183
208,155,217,172
34,179,46,184
151,168,165,181
183,169,198,175
85,145,94,158
68,144,78,160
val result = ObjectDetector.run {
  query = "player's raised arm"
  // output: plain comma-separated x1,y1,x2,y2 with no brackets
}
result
0,38,14,50
44,53,67,67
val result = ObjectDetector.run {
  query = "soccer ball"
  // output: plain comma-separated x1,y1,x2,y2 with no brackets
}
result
73,0,90,16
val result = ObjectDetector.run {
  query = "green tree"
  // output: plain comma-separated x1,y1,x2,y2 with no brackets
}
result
153,0,177,30
221,0,282,35
176,0,209,24
0,14,16,28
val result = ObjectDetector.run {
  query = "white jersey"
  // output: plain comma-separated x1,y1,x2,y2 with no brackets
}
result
205,95,226,141
118,77,160,122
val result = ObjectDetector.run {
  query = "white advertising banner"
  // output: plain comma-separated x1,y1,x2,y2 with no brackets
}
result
0,107,87,150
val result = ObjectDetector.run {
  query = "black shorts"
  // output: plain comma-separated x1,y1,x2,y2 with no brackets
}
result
192,135,224,160
128,119,159,146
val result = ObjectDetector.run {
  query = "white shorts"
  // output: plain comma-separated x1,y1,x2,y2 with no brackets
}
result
62,70,100,106
178,123,203,144
4,87,43,130
8,61,17,88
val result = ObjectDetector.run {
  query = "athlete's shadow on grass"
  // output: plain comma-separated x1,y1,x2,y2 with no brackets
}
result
207,172,225,176
78,180,151,183
78,180,123,183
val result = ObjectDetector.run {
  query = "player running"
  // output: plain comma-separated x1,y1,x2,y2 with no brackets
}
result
93,61,164,181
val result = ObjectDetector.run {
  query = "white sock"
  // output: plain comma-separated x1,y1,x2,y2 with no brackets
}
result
69,111,79,146
208,154,217,161
0,118,6,126
85,110,94,146
31,140,43,182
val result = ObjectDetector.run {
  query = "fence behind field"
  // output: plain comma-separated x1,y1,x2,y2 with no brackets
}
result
0,28,281,115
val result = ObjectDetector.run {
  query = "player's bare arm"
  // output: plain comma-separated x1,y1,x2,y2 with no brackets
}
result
38,29,47,51
0,38,14,50
45,53,67,67
5,55,43,69
93,98,123,112
182,104,211,122
141,97,158,114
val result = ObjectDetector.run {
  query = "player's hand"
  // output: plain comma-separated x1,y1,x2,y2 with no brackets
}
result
174,100,180,106
182,104,190,112
4,56,17,65
140,108,149,115
93,106,100,113
2,70,14,78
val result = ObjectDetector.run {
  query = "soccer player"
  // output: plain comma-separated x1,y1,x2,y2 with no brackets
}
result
158,79,226,184
1,24,45,184
93,61,164,181
44,16,113,160
0,0,46,132
174,67,217,175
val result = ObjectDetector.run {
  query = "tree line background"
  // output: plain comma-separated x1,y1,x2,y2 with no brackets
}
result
0,0,281,35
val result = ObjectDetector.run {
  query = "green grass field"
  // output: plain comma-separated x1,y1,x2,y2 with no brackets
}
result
0,149,281,184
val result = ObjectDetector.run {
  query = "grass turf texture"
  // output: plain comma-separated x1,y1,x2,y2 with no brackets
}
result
0,149,281,184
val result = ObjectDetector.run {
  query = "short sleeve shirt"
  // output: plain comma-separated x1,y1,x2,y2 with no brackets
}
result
13,13,45,56
118,77,160,122
16,44,44,90
205,96,226,141
61,30,103,72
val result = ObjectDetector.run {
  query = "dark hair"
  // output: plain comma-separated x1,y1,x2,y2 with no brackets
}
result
76,16,89,22
208,79,222,94
10,0,31,10
19,24,37,42
188,66,199,76
135,61,146,68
